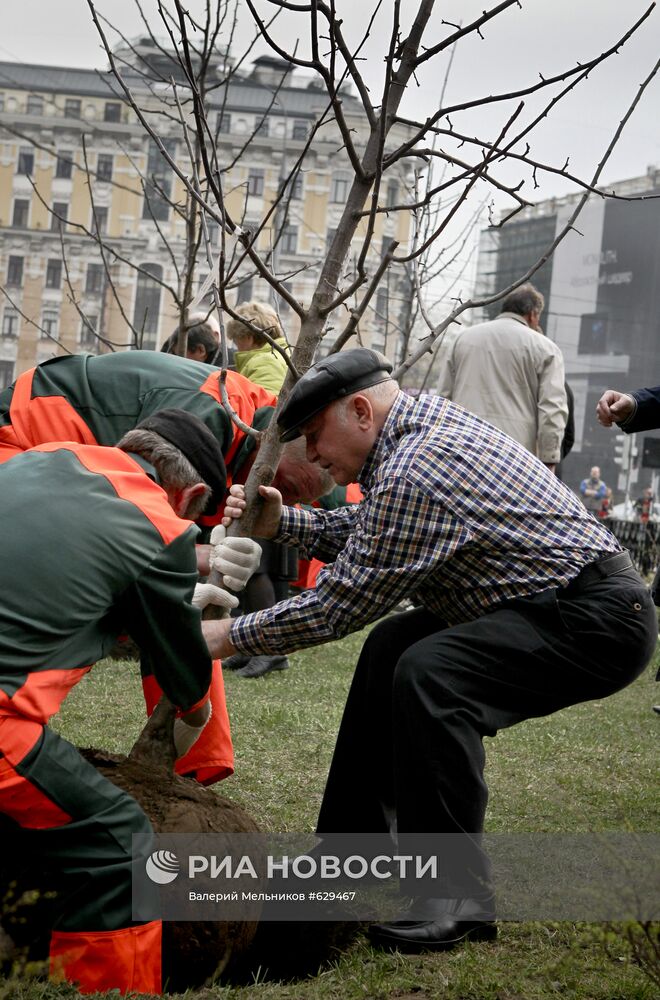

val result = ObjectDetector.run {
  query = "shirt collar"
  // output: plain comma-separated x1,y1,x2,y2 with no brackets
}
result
358,390,410,490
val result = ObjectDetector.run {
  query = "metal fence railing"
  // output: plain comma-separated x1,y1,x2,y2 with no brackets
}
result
606,518,660,577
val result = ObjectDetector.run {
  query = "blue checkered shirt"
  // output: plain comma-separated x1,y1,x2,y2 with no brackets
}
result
230,391,620,654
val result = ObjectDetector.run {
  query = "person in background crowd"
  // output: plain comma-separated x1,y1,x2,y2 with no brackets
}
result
437,282,568,473
204,348,656,954
556,380,575,481
0,412,239,995
226,301,290,394
160,310,220,364
634,486,655,523
580,465,609,515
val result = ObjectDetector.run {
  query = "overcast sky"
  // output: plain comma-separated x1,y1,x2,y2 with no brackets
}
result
3,0,659,205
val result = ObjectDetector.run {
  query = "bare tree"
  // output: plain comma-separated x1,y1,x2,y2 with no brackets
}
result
83,0,659,529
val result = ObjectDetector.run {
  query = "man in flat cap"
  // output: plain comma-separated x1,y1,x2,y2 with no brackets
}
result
204,347,656,953
0,411,239,994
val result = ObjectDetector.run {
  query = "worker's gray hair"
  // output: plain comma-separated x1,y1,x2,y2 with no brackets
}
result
282,436,335,496
500,282,544,317
118,428,211,519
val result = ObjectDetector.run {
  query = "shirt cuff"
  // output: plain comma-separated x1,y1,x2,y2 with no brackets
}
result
275,505,318,554
619,394,639,430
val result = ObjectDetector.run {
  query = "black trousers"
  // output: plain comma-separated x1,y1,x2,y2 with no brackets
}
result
316,566,657,891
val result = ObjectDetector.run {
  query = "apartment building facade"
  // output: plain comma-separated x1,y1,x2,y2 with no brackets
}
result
0,42,413,386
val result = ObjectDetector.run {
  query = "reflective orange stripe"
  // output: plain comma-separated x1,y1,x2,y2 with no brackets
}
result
142,660,233,785
0,759,72,828
0,667,91,726
34,442,191,546
0,423,23,464
0,718,72,827
50,920,162,995
200,369,277,470
9,368,98,450
346,483,364,503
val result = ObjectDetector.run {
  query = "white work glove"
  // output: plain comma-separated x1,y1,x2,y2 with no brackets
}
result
192,582,239,612
209,524,262,592
173,703,212,759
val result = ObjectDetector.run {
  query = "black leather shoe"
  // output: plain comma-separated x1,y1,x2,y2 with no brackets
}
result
236,655,290,678
368,896,497,953
221,652,251,671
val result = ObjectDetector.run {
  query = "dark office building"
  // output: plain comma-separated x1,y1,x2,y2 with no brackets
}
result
472,168,660,500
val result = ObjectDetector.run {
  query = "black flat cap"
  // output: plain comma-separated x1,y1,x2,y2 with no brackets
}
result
277,348,394,442
136,408,227,515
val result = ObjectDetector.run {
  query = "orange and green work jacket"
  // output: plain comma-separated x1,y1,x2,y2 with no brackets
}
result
0,350,276,509
0,352,276,783
0,441,211,735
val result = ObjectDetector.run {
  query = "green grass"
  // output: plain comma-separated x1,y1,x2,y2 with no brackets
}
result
6,630,660,999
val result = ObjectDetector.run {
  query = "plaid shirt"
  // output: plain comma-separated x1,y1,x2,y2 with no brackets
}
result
230,391,620,655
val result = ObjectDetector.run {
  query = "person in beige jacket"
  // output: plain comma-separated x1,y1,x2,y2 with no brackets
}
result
437,283,568,472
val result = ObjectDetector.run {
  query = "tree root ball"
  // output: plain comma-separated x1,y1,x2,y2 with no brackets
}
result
81,748,260,992
1,745,360,990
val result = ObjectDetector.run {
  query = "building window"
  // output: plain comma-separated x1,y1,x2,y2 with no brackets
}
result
85,263,104,294
142,139,175,222
12,199,29,228
26,94,44,115
104,101,122,123
64,98,81,119
375,286,388,325
254,117,269,138
51,202,69,231
386,181,399,207
0,361,15,389
80,314,99,349
17,147,34,175
55,154,73,179
217,111,232,133
331,173,351,203
278,281,293,313
6,256,24,287
292,119,308,141
132,263,163,349
96,154,113,182
0,94,4,112
281,225,298,255
205,218,219,246
236,278,253,304
2,308,19,338
247,169,264,196
45,259,63,289
92,206,108,236
41,308,59,339
290,172,303,200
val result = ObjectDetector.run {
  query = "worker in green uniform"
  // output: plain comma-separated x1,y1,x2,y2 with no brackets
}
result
0,410,237,995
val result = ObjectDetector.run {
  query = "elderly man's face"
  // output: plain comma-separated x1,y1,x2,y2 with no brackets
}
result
591,466,601,479
302,397,376,486
273,456,330,505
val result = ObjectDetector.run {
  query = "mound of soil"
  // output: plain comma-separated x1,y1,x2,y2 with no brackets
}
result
1,701,360,989
82,746,261,992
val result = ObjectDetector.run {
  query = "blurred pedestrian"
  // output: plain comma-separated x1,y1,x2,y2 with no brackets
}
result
438,283,567,473
226,302,290,393
161,310,220,364
580,465,609,515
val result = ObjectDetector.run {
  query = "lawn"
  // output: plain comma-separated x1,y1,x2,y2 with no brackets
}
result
3,628,659,1000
